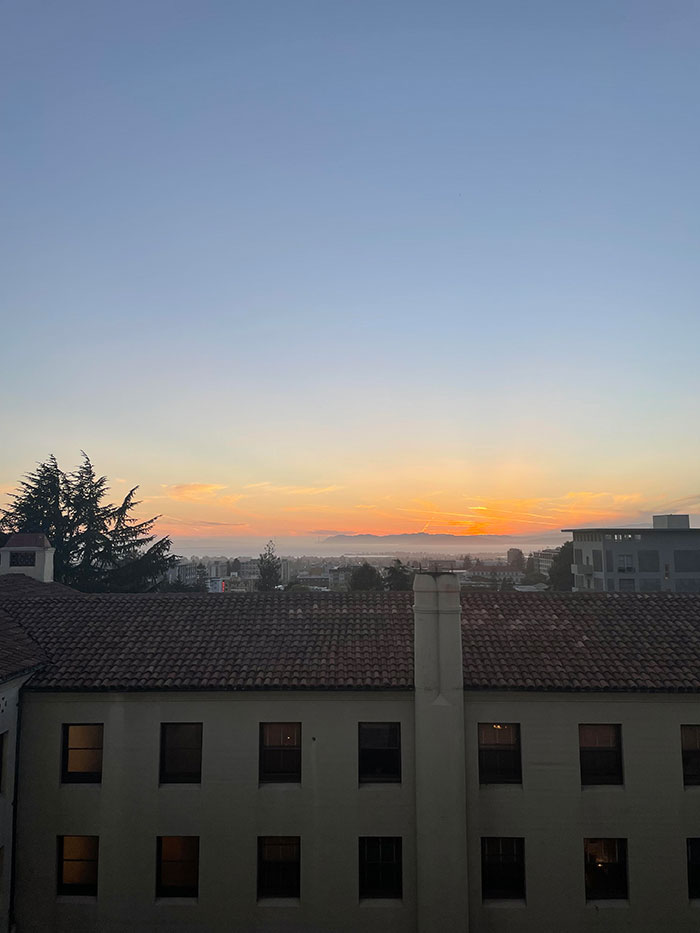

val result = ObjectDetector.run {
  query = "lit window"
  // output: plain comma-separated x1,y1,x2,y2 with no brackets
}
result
259,723,301,783
57,835,99,895
156,836,199,897
159,723,202,784
359,837,402,899
478,723,521,784
358,723,401,783
61,724,103,784
481,837,525,900
583,838,627,900
257,837,300,898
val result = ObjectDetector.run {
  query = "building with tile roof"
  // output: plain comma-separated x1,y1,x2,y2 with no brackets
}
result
3,546,700,931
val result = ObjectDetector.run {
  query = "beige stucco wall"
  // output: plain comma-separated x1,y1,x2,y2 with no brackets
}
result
0,674,32,933
465,691,700,932
15,690,416,933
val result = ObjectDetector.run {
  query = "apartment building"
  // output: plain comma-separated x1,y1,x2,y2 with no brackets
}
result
3,541,700,931
565,514,700,593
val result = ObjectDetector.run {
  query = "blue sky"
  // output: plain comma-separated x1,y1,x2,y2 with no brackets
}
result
2,0,699,547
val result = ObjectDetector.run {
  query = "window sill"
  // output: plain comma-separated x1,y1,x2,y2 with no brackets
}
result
56,895,97,904
156,897,199,905
586,899,628,908
581,783,624,790
257,898,301,907
483,899,526,908
258,781,302,789
358,781,402,788
360,898,403,907
158,783,201,789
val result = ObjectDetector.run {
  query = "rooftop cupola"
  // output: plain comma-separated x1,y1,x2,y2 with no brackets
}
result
0,533,55,583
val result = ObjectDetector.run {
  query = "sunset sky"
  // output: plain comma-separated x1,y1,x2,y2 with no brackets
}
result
3,1,700,552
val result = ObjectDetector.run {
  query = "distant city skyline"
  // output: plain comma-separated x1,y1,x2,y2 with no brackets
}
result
3,1,699,544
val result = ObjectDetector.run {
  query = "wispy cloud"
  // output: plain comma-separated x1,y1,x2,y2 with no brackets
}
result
244,482,343,496
161,483,228,502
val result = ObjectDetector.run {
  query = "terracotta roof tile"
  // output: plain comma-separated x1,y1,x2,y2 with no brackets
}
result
1,590,700,692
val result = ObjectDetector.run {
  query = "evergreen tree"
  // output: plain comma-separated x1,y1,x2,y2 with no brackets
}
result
349,562,384,591
548,541,574,591
0,453,176,592
384,559,414,591
258,540,282,591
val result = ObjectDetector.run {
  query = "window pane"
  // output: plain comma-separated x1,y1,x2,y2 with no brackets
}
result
584,838,627,900
359,723,401,783
359,837,402,898
157,837,199,897
63,724,103,781
63,860,98,886
481,837,525,900
258,836,301,898
160,724,202,782
67,725,103,749
58,836,99,895
67,749,103,773
262,723,300,747
580,724,619,748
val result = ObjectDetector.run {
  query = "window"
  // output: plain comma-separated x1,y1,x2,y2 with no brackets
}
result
61,724,103,783
677,580,700,593
359,837,402,899
57,835,99,895
638,550,660,573
617,554,634,572
0,731,6,794
159,723,202,783
579,724,623,785
592,550,603,572
481,837,525,900
639,579,661,592
681,726,700,785
257,837,300,898
688,839,700,898
584,838,627,900
9,551,35,567
618,578,636,592
259,723,301,783
675,550,700,573
358,723,401,783
156,836,199,897
478,723,521,784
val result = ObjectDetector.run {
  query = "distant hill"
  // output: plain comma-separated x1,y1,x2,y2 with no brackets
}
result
322,532,513,547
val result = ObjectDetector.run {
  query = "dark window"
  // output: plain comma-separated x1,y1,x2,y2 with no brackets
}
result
584,838,627,900
579,724,623,785
159,723,202,783
61,724,103,783
688,839,700,898
675,550,700,573
640,578,661,592
617,554,634,572
359,837,402,899
156,836,199,897
259,723,301,783
677,580,700,593
638,550,660,572
574,548,583,564
481,837,525,900
0,731,6,794
358,723,401,783
605,550,613,572
9,551,35,567
592,550,603,571
478,723,521,784
681,726,700,785
57,835,99,895
618,578,636,592
257,837,300,898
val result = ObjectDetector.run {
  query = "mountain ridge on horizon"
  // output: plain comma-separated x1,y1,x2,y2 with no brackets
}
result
321,531,564,546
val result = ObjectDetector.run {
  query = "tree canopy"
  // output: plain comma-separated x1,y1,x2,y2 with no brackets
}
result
384,559,414,591
349,562,384,591
257,540,282,591
0,453,176,592
548,541,574,591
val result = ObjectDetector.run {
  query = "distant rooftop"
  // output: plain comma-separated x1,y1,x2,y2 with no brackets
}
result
563,514,694,533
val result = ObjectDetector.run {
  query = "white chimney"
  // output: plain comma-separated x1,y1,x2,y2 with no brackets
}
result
0,533,55,583
413,572,468,931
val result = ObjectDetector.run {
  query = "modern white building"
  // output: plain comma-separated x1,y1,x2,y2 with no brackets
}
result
4,539,700,931
565,514,700,593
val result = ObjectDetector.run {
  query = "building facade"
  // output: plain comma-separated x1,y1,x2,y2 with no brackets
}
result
565,514,700,593
4,552,700,931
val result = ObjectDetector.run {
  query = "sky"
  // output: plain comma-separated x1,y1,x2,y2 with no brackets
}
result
2,0,699,553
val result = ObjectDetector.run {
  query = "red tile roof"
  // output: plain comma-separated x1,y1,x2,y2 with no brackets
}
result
2,533,52,548
1,590,700,693
0,609,45,683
